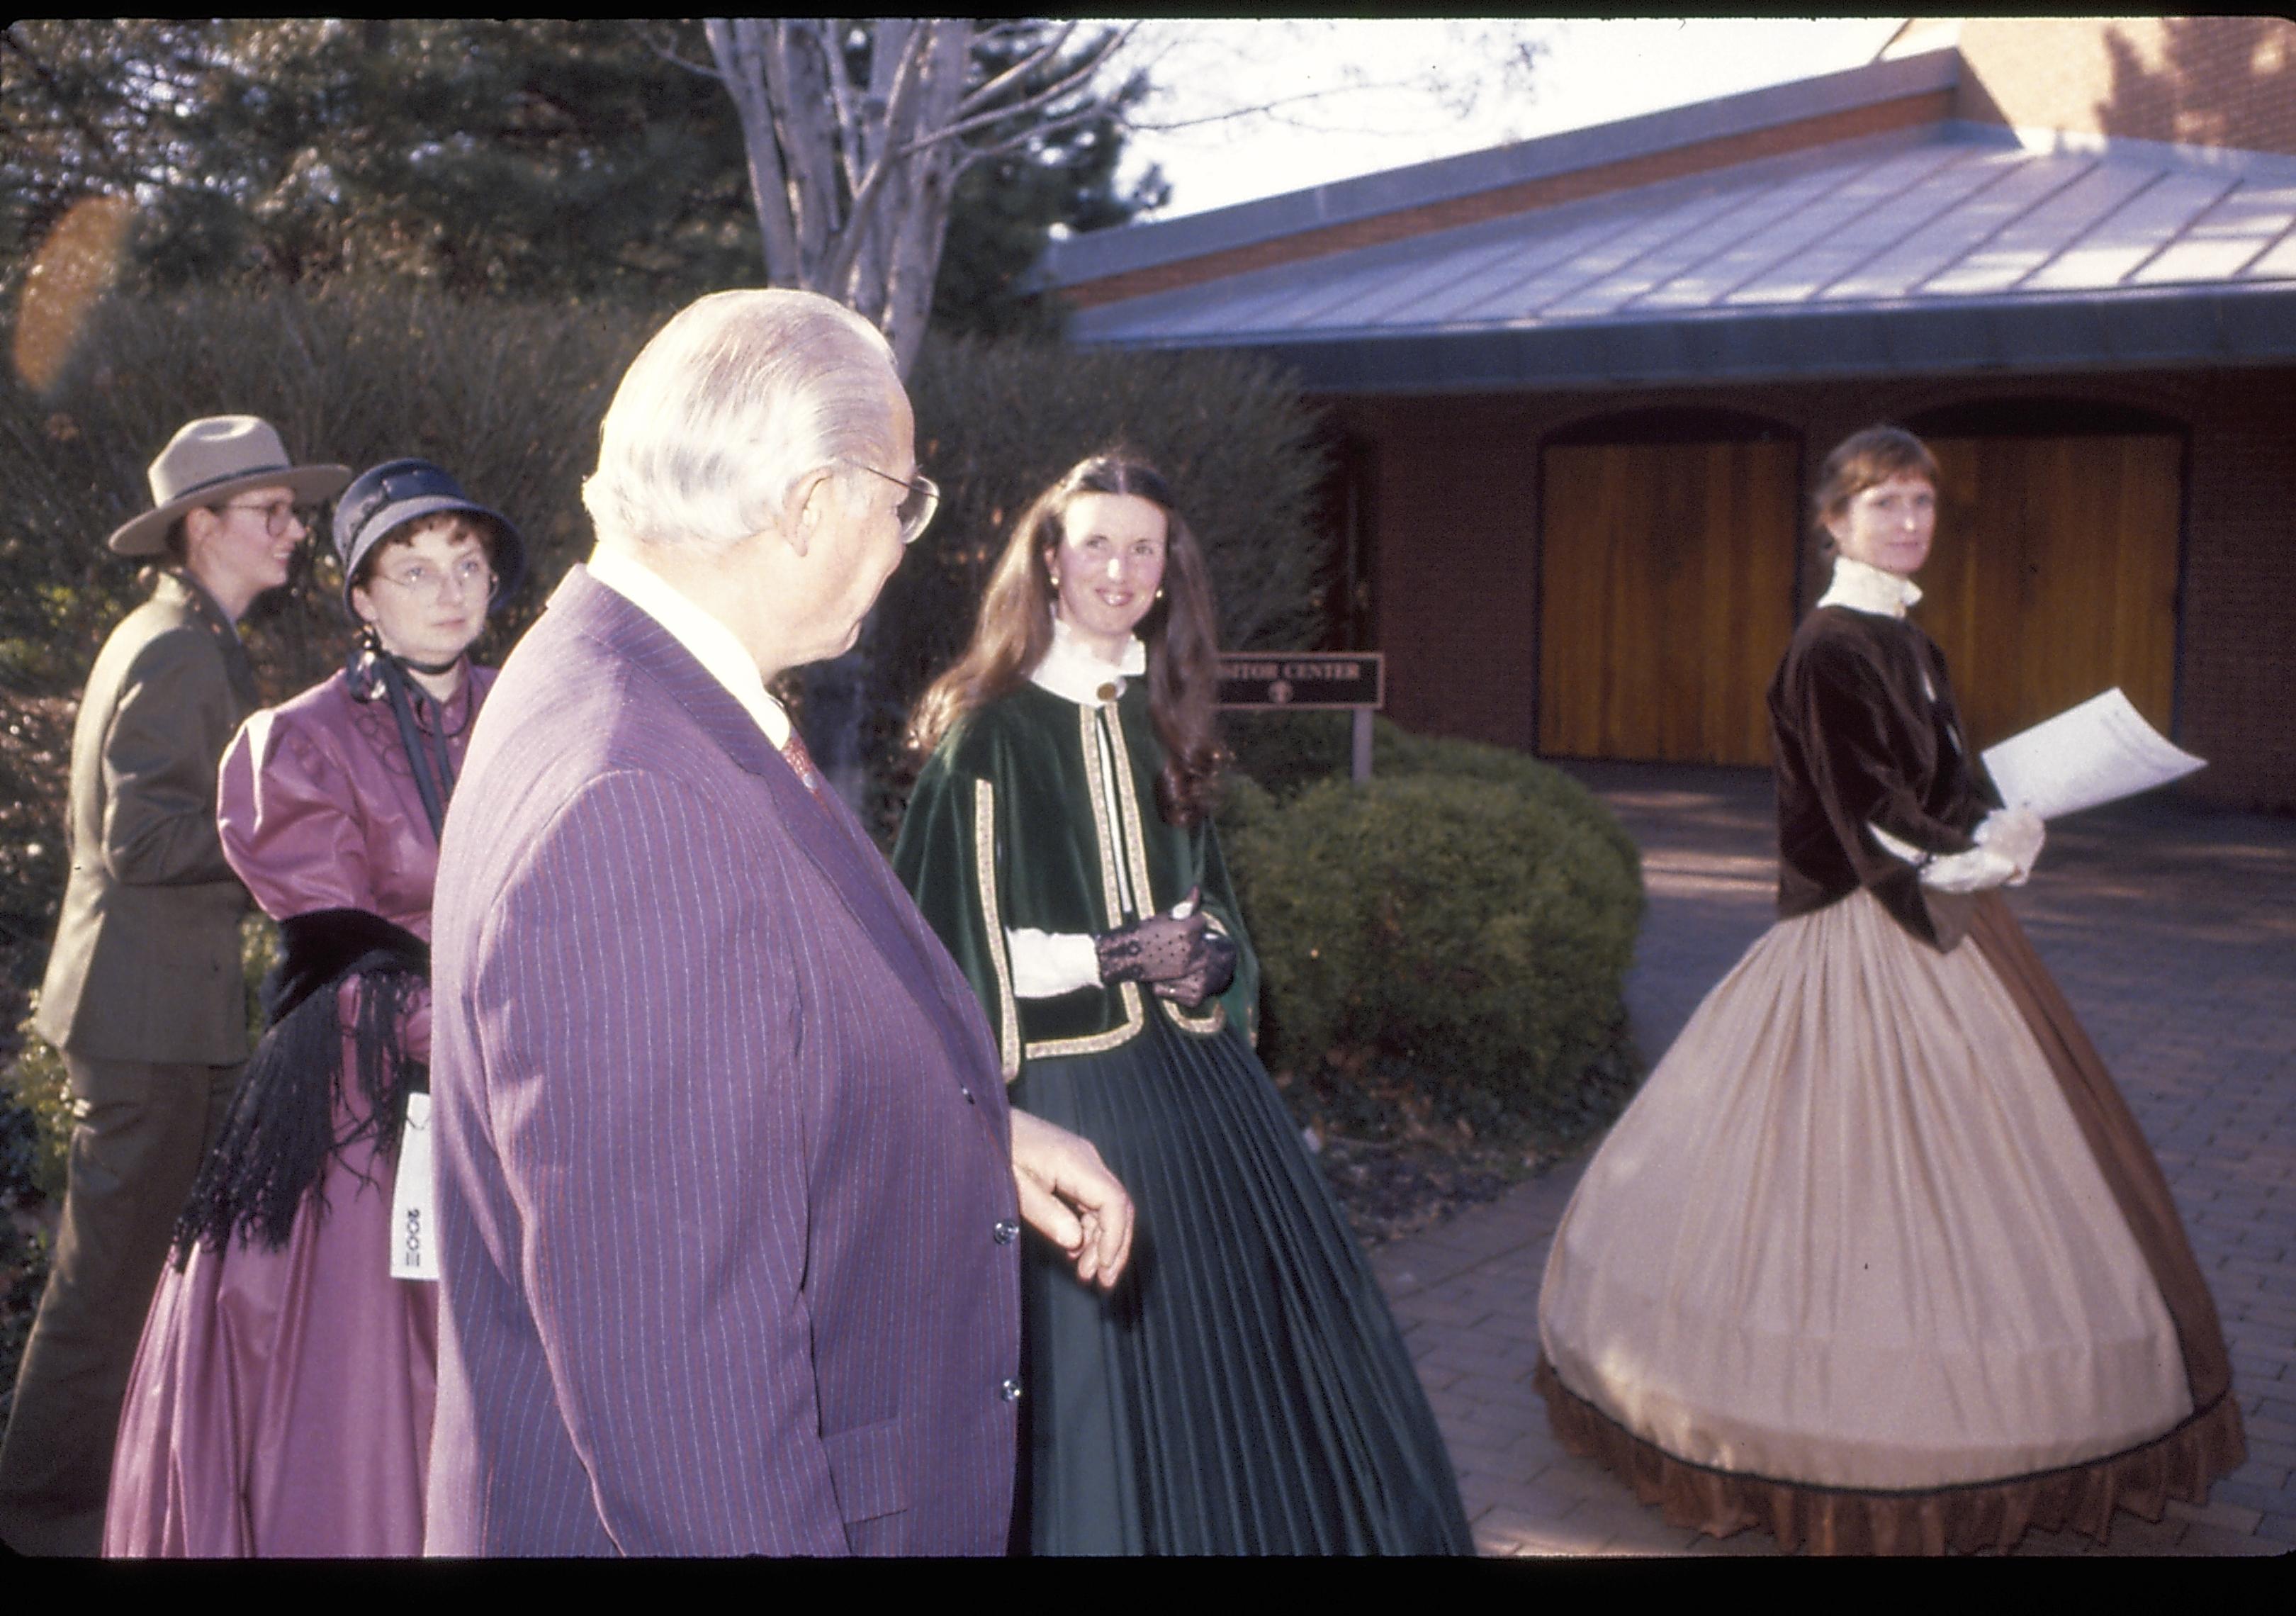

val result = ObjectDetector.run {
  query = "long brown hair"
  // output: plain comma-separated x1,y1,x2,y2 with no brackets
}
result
908,453,1227,826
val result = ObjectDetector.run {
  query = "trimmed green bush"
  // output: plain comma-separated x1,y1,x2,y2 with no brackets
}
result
1221,732,1642,1133
1223,710,1356,801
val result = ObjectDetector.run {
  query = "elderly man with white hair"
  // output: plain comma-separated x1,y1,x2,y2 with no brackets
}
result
422,288,1133,1556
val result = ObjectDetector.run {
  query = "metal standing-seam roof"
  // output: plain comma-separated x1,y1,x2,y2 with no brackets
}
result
1054,82,2296,391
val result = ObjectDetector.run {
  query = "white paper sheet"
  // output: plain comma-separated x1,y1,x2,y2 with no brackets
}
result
1979,688,2205,821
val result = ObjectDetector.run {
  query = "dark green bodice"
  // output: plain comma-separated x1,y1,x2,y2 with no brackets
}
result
892,681,1260,1080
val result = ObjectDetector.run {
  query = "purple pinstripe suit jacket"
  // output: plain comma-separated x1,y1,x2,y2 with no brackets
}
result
423,568,1023,1556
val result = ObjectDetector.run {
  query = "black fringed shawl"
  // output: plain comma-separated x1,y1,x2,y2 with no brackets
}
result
174,907,430,1260
173,640,473,1261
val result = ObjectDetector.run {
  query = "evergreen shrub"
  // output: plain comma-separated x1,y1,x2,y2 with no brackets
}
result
0,284,1337,970
1220,731,1643,1132
0,283,658,701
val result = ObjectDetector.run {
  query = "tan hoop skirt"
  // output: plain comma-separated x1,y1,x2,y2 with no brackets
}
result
1536,889,2243,1553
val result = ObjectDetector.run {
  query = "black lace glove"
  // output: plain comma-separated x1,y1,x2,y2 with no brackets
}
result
1154,928,1237,1008
1093,908,1210,986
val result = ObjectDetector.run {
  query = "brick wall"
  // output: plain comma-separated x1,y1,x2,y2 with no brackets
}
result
1327,366,2296,810
1956,16,2296,155
1344,395,1543,748
2181,406,2296,811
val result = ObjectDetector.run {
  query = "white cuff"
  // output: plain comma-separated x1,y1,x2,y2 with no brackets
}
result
1868,820,2020,893
1972,807,2044,878
1866,821,1929,867
1006,928,1102,998
1919,844,2020,892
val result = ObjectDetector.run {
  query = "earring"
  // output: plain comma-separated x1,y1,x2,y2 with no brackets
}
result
1154,586,1165,601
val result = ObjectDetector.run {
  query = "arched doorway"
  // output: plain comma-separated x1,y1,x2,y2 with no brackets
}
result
1905,400,2185,748
1538,408,1800,765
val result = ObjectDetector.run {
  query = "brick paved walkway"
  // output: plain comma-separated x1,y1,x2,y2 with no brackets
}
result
1371,763,2296,1557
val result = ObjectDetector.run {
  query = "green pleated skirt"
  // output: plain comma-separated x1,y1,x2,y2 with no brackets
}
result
1009,1015,1473,1556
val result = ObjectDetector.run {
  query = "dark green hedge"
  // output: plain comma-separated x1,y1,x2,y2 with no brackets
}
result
1220,722,1643,1132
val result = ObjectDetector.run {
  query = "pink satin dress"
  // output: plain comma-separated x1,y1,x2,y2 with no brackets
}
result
102,664,492,1556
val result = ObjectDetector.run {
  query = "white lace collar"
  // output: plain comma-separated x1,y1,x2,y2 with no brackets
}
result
1029,615,1146,707
1816,556,1923,619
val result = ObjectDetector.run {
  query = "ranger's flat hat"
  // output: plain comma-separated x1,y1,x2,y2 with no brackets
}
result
106,415,351,556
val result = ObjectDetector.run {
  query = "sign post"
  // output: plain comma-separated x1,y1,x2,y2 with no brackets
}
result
1215,653,1384,784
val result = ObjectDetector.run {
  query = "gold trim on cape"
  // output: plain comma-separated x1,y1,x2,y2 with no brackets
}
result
972,778,1023,1082
1103,705,1226,1038
1023,980,1144,1062
1008,708,1144,1062
1077,704,1128,928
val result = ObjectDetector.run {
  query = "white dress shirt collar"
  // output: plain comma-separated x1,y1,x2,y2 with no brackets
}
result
1817,555,1923,619
1030,615,1147,706
585,545,792,748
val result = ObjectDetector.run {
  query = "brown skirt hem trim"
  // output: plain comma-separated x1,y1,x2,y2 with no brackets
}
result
1533,1357,2247,1556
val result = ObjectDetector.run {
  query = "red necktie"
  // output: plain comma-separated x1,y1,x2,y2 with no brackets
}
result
779,726,831,806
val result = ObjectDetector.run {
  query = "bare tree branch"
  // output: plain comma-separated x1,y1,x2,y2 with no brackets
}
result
821,19,944,293
950,99,1123,173
910,35,1125,157
952,21,1076,116
629,20,719,81
972,21,1041,52
820,17,870,198
955,22,1130,125
760,18,835,264
703,18,803,284
1119,72,1451,135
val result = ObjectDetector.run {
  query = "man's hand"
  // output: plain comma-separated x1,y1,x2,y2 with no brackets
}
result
1008,1109,1133,1290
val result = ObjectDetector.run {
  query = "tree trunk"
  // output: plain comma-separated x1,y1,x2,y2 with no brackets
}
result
702,18,804,286
699,17,1081,810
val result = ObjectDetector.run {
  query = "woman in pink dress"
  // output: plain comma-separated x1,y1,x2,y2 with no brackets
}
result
103,460,524,1556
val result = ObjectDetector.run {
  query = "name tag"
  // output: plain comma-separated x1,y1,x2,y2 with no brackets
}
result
389,1092,439,1283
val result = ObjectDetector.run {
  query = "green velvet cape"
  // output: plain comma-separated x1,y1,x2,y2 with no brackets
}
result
893,680,1259,1082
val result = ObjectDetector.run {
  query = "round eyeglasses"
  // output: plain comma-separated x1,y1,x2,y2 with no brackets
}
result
843,461,940,546
369,555,495,600
217,498,316,538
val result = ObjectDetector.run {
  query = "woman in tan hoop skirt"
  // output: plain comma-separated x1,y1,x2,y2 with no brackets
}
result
1533,425,2245,1555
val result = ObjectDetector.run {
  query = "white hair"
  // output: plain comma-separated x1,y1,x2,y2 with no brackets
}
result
582,288,900,554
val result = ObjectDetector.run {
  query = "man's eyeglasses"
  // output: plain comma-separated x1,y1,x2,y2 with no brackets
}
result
843,462,940,546
217,499,315,538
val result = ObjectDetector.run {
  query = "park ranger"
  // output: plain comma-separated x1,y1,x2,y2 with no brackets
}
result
0,416,347,1556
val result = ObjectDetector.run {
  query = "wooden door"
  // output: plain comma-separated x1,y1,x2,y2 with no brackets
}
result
1538,439,1799,764
1916,435,2181,749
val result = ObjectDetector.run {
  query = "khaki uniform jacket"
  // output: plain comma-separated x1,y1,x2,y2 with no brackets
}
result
35,570,257,1065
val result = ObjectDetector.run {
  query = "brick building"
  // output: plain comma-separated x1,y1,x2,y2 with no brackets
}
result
1037,18,2296,809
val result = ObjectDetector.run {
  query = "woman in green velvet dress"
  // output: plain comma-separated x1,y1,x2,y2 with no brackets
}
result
893,454,1470,1556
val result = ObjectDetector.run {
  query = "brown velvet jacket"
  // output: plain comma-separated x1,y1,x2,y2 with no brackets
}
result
1767,604,2002,953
